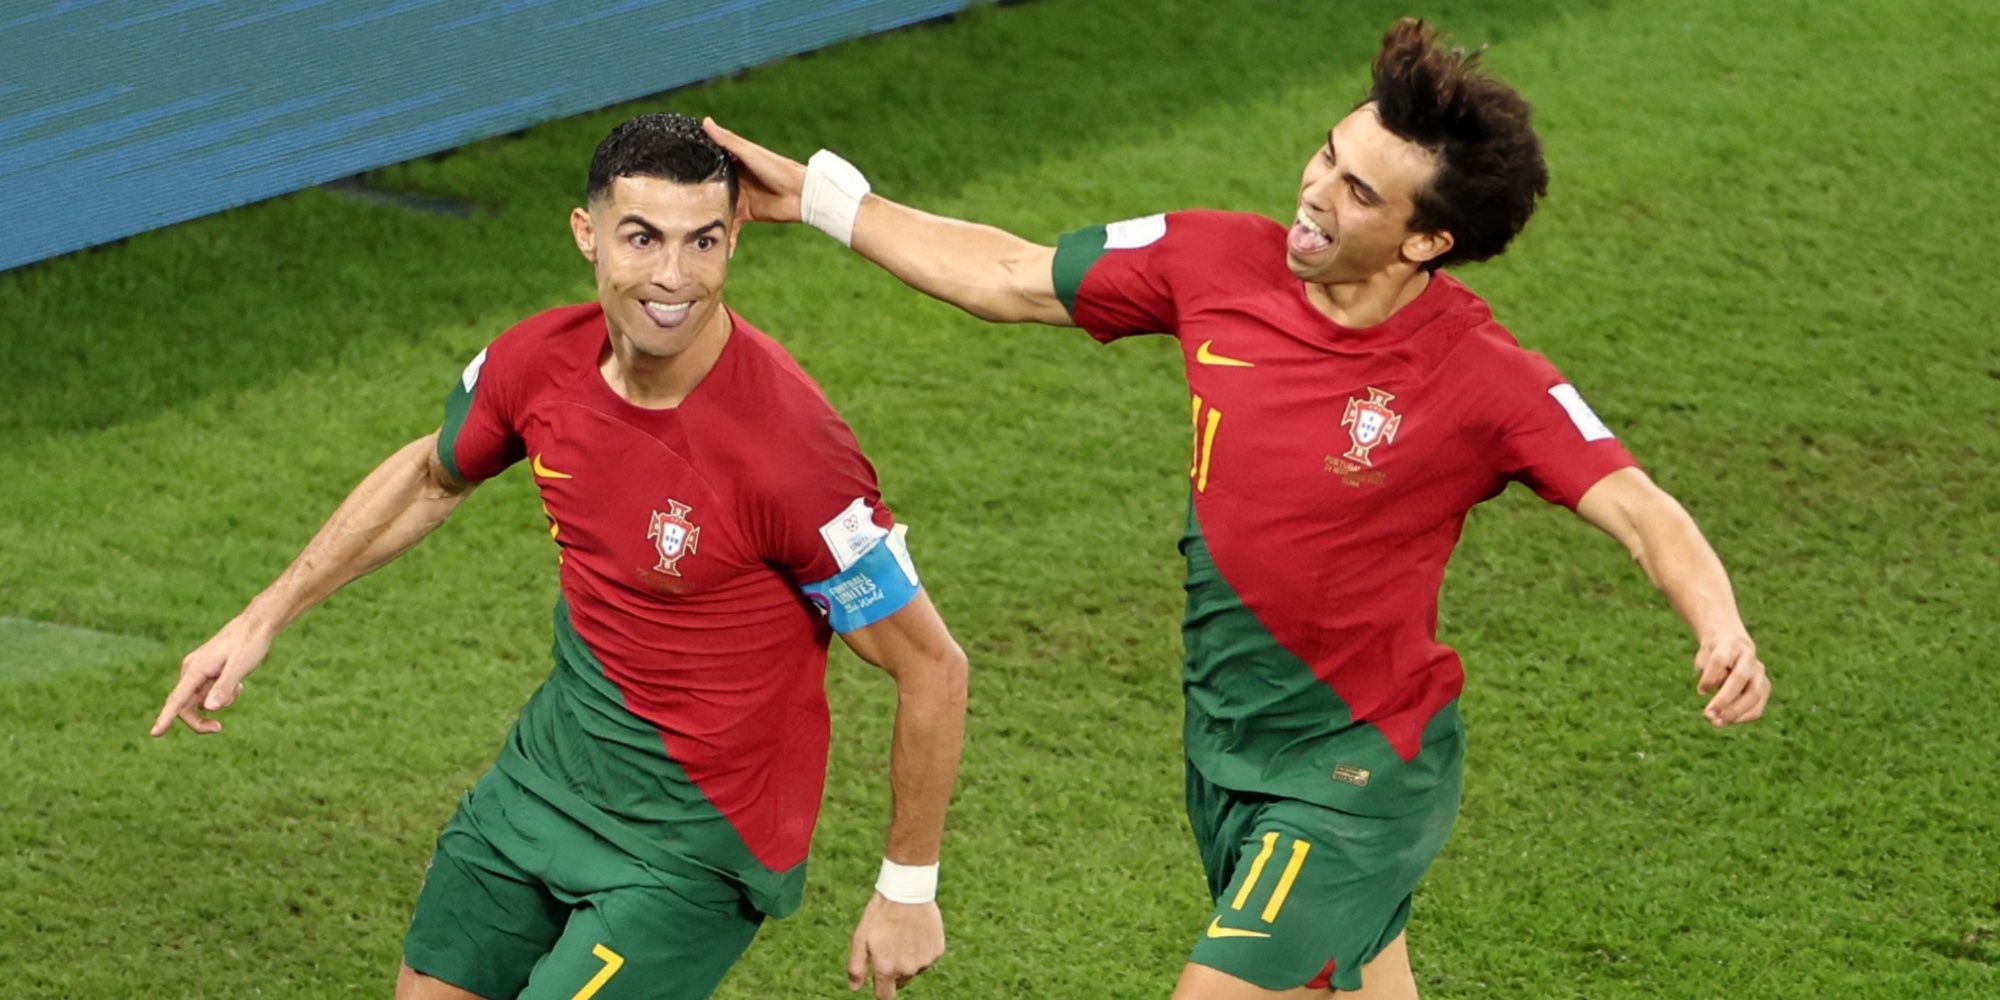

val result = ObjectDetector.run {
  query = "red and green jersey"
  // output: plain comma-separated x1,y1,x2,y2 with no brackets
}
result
437,303,921,916
1053,211,1637,816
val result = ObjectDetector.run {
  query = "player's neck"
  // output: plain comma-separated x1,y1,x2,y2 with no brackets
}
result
601,307,732,409
1302,266,1430,330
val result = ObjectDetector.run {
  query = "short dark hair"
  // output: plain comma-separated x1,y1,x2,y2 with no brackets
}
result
585,112,737,207
1366,19,1547,270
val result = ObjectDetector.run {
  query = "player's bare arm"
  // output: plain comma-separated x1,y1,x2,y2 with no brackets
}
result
150,431,476,737
835,591,969,999
702,118,1069,326
1575,467,1770,727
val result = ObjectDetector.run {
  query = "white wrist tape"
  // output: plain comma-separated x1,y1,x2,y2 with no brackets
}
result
875,858,939,904
801,149,871,247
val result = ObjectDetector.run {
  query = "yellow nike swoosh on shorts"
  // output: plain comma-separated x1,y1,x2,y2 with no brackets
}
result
1205,917,1272,940
1195,340,1255,367
530,454,572,480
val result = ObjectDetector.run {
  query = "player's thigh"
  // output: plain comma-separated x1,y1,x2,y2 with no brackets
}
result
517,880,763,1000
1171,934,1413,1000
1340,933,1415,1000
397,962,494,1000
1186,794,1455,994
403,783,570,1000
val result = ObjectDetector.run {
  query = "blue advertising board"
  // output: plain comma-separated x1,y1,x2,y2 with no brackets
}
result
0,0,971,271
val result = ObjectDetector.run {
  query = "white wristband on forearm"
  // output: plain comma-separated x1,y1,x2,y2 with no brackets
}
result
875,858,939,904
801,149,871,247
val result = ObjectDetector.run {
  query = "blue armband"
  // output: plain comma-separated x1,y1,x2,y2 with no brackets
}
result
800,524,921,633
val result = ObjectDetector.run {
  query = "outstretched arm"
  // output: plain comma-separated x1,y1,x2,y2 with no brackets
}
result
836,591,969,998
704,118,1071,326
150,431,475,736
1576,467,1770,727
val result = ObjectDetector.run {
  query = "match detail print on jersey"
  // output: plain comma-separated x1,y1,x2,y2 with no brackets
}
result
1104,213,1167,249
800,499,921,633
1548,384,1614,442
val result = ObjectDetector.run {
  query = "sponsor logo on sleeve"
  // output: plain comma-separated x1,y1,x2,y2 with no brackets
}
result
1548,384,1614,442
1104,213,1167,249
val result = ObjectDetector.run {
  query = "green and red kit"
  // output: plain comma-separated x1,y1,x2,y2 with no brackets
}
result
436,303,921,919
1054,211,1637,989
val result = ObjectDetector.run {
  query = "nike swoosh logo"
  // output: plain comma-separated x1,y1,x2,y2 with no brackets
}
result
530,454,572,480
1205,917,1271,940
1195,340,1254,367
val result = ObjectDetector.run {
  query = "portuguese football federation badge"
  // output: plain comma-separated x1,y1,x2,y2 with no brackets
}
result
647,500,701,576
1341,387,1402,466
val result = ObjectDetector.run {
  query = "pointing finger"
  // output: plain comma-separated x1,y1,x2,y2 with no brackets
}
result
152,672,208,736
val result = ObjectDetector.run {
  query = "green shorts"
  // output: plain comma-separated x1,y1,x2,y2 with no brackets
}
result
404,768,764,1000
1184,759,1461,992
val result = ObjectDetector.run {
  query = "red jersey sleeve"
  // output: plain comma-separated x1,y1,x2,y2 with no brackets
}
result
437,337,526,484
750,403,898,586
1052,210,1233,342
1489,349,1639,508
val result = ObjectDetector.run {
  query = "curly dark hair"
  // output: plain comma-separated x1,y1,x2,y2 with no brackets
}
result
1366,19,1547,270
585,112,737,207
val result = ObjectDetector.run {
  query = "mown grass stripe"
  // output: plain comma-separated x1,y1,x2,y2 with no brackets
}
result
0,617,163,682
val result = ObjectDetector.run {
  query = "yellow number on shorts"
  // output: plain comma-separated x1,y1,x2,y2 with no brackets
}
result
1228,832,1313,924
570,943,624,1000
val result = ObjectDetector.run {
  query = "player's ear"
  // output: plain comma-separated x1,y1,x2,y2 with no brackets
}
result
570,206,597,263
1402,227,1452,266
727,220,740,260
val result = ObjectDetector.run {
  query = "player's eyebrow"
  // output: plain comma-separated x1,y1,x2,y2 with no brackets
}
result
616,215,727,241
617,213,662,234
1347,174,1382,206
1326,133,1383,206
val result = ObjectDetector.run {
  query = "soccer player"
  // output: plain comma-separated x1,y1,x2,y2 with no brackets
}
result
150,114,967,1000
702,19,1770,1000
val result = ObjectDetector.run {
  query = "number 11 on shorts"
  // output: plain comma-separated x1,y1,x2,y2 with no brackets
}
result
1231,832,1312,924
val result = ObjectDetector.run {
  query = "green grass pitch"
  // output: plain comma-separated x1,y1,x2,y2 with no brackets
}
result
2,0,1996,996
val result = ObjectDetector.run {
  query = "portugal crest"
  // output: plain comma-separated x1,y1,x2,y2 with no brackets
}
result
647,500,701,576
1340,387,1402,466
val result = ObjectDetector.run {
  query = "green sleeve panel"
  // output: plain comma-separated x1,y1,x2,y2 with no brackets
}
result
436,375,474,484
1051,223,1111,318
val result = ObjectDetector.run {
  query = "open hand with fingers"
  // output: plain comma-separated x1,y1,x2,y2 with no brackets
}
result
702,118,808,224
848,893,944,998
150,613,274,736
1694,630,1770,727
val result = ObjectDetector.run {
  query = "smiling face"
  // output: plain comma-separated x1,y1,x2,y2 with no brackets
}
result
570,174,739,361
1286,102,1452,285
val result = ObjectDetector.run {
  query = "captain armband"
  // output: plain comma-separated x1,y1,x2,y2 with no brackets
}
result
800,523,921,633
